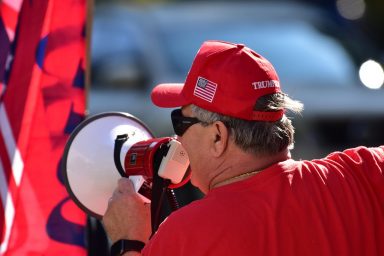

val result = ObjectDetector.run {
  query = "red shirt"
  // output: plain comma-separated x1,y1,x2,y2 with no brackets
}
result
142,146,384,255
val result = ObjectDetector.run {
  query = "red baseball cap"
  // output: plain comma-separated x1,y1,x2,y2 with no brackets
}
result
151,40,284,121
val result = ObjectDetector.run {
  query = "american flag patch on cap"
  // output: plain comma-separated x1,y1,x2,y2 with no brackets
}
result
194,77,217,102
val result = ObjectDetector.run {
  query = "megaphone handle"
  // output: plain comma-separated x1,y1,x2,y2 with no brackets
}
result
114,134,129,177
151,179,169,234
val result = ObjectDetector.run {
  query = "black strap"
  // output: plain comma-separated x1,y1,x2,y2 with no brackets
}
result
114,134,129,177
110,239,145,255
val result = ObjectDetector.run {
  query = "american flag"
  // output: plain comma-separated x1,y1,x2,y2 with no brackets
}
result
193,76,217,103
0,0,24,252
0,0,87,255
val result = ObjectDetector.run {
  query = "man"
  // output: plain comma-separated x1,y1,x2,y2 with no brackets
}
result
102,40,384,255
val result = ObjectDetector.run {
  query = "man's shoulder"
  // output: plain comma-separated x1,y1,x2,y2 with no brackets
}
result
169,196,222,221
315,145,384,170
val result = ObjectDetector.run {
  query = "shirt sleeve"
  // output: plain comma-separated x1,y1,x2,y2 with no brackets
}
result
323,146,384,194
326,146,384,171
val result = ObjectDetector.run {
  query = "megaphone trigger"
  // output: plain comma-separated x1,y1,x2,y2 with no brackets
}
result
129,175,151,203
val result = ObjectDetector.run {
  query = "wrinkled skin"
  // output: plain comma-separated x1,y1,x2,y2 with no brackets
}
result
102,178,151,243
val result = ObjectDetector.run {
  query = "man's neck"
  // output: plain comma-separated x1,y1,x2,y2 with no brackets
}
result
209,148,290,190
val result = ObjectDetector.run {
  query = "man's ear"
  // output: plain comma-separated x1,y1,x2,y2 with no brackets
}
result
210,121,229,157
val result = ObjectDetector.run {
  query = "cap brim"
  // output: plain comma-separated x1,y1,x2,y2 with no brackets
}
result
151,83,189,108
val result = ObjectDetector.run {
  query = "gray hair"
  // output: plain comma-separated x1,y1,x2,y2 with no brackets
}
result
191,93,303,156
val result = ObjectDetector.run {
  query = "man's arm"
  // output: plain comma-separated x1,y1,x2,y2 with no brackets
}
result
103,178,151,255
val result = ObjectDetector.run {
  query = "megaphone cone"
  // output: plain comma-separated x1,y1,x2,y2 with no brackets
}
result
62,112,154,219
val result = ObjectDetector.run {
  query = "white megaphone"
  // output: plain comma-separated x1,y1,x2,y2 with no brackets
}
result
62,112,191,219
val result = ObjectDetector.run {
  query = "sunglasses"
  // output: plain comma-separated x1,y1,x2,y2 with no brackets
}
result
171,109,202,136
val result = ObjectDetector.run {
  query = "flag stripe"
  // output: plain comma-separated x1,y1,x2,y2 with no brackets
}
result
0,119,17,251
194,91,213,102
195,86,216,95
0,0,22,42
0,160,15,254
0,104,24,186
194,84,217,102
0,130,17,198
193,77,217,102
0,103,24,252
1,0,22,13
1,4,18,30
